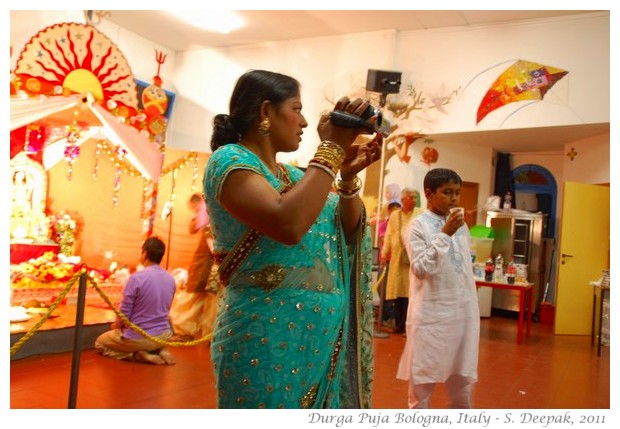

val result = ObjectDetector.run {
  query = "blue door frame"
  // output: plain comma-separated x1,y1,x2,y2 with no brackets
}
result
512,164,557,238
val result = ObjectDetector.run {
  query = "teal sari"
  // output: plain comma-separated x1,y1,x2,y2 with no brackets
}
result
203,144,374,409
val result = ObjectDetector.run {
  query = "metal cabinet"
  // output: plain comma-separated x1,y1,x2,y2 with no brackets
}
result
486,210,545,314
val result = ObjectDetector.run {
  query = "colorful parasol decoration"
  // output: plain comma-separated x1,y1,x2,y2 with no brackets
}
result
476,59,568,124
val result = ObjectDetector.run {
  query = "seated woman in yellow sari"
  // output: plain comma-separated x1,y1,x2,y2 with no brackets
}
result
203,69,382,408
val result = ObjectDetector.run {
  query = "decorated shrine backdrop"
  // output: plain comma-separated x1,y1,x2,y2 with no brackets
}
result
46,139,209,271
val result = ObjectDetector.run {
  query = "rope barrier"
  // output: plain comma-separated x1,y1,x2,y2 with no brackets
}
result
10,270,83,357
87,276,212,346
10,270,213,357
372,269,386,293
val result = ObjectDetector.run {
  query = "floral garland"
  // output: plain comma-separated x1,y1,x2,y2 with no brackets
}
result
10,251,81,287
47,211,83,256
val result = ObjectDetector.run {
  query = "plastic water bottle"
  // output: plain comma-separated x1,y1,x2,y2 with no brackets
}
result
503,192,512,211
494,253,504,282
506,257,516,284
484,256,494,282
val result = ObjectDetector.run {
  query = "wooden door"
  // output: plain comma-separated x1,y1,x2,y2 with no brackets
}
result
460,181,479,228
555,182,609,335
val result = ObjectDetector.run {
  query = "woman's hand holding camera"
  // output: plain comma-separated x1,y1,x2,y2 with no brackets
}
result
316,96,383,179
317,97,377,152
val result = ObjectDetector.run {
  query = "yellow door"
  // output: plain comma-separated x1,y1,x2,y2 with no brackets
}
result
555,182,609,335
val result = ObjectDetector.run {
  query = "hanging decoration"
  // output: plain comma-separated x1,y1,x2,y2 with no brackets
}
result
161,152,199,177
139,50,169,148
142,181,158,236
140,178,149,221
64,112,82,180
92,140,103,180
112,146,128,207
137,50,172,237
24,124,45,155
476,59,569,124
169,169,178,213
421,145,439,166
191,155,199,192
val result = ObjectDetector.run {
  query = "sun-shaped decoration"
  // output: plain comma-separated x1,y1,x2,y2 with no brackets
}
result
13,22,141,130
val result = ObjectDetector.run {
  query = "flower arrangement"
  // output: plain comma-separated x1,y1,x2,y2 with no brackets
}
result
47,211,83,256
10,251,81,288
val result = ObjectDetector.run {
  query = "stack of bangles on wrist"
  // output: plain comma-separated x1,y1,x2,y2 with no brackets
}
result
308,140,346,179
334,176,362,199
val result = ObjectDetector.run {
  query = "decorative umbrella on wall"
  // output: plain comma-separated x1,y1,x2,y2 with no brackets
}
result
476,59,569,124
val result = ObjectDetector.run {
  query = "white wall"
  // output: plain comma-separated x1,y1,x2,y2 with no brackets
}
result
397,13,610,133
562,133,610,185
165,12,610,160
171,30,398,155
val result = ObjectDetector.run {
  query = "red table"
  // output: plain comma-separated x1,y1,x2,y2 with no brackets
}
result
10,242,60,264
476,280,534,345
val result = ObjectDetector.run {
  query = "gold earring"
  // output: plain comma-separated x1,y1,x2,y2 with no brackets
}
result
258,118,271,136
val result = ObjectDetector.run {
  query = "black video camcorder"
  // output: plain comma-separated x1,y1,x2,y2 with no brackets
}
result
330,105,390,137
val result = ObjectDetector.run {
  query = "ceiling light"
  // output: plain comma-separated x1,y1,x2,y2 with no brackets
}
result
165,10,244,34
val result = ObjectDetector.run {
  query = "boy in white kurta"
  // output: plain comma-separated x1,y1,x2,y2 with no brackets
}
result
397,168,480,408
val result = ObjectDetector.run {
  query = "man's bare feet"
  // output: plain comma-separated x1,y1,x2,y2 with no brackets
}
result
134,350,165,365
158,347,176,365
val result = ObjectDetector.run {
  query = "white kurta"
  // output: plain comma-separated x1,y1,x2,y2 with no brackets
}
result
397,210,480,385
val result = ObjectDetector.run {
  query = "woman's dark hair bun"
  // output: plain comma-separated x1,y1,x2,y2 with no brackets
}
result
210,114,240,151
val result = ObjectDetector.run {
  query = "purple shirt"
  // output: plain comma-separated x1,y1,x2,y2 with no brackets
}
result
119,264,176,340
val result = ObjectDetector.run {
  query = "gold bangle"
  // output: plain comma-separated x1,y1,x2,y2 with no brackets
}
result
310,140,346,176
335,176,362,192
337,188,361,199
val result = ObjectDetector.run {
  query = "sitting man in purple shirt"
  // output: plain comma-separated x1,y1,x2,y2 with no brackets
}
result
95,236,177,365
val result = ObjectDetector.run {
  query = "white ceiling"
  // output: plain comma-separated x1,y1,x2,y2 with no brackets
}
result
97,9,609,153
101,10,598,53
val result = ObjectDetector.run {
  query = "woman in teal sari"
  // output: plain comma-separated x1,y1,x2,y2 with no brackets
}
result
203,70,382,408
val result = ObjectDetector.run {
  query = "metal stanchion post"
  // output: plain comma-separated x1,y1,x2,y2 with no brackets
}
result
68,271,87,409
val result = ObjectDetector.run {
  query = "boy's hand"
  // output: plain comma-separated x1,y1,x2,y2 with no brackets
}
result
442,211,464,236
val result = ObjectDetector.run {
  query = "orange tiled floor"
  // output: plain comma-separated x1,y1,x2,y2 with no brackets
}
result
9,316,609,409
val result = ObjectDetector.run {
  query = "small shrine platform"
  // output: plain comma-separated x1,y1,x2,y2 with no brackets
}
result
10,303,116,361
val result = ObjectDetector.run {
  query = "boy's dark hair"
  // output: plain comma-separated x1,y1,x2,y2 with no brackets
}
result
423,168,462,192
142,236,166,264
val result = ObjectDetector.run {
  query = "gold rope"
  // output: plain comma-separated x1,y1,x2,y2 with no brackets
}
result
372,269,386,293
10,271,83,357
10,271,212,357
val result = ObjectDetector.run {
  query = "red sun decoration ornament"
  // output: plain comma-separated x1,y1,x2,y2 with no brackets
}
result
12,22,162,142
